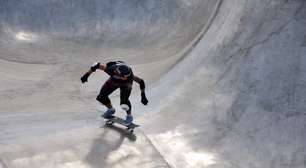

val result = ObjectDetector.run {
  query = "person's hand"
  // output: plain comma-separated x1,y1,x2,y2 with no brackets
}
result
81,72,90,83
141,92,148,105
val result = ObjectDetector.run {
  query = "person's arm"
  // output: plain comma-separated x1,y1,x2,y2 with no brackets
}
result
133,75,148,105
80,62,107,83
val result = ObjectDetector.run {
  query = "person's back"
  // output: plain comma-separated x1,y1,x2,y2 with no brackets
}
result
105,61,134,83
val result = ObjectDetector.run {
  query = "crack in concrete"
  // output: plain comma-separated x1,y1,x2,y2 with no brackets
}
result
216,1,303,88
223,0,305,65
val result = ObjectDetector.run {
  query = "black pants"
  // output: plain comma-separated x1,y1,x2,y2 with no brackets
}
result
96,78,133,115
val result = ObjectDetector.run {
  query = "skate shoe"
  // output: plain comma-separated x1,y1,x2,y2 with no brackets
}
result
102,108,115,119
124,115,133,125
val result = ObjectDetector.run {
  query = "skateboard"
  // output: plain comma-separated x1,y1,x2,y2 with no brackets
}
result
105,116,139,133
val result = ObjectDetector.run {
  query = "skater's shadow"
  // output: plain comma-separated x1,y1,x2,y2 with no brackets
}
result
85,125,137,168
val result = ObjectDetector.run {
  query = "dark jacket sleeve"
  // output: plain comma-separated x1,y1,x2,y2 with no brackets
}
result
133,75,145,90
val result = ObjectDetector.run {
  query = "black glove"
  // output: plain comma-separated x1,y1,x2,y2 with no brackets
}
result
141,92,148,105
81,72,90,83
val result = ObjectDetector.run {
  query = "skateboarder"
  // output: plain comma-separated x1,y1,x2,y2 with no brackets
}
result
80,61,148,125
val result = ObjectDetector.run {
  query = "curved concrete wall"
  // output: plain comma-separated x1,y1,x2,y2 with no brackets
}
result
145,0,306,167
0,0,218,64
0,0,220,113
1,0,306,168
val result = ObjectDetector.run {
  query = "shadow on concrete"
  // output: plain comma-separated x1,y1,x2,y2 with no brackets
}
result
85,124,137,168
85,129,123,168
0,158,8,168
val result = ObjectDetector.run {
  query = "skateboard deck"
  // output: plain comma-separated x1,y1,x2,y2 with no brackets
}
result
105,116,139,133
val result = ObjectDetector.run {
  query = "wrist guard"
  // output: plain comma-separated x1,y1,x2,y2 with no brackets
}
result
90,62,100,72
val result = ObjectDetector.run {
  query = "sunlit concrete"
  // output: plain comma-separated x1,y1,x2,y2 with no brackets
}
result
1,0,306,168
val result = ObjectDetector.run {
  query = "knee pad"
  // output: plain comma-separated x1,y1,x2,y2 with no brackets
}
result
120,104,130,112
96,95,110,105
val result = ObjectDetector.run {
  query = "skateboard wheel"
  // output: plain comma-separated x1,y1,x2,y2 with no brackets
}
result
126,127,134,133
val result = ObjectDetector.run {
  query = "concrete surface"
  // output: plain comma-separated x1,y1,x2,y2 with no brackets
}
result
0,0,306,168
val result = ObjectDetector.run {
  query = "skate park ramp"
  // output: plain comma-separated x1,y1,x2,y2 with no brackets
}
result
1,0,306,168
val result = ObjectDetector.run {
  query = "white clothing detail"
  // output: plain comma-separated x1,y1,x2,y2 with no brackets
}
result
121,104,130,111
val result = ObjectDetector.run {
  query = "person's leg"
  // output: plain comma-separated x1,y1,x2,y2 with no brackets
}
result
120,82,132,115
120,82,133,124
96,79,118,117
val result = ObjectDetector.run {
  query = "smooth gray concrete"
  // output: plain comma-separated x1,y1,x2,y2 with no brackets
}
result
1,0,306,168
